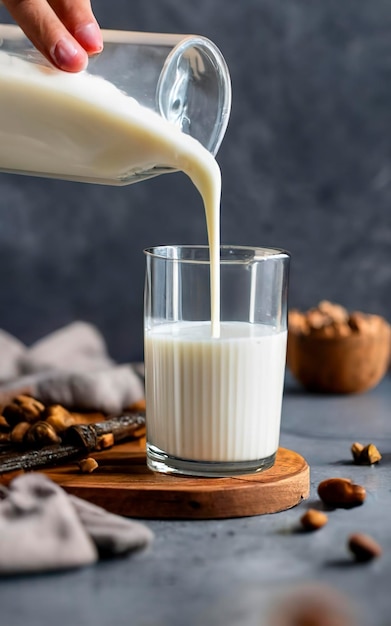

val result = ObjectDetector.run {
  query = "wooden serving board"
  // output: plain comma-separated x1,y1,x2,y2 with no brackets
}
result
44,440,310,519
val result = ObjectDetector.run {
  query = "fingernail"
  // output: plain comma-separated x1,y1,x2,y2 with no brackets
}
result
75,23,103,53
52,37,85,70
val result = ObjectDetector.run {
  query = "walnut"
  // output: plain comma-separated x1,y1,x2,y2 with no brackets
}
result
3,395,45,428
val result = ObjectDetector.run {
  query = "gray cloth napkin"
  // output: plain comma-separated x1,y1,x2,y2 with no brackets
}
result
0,474,153,575
0,322,145,413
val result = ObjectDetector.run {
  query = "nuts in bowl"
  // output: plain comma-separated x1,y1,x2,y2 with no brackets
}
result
287,301,391,393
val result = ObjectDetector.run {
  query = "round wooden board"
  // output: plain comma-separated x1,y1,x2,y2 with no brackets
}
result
45,442,310,519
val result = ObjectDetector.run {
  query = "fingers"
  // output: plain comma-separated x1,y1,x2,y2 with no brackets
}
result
2,0,103,72
49,0,102,54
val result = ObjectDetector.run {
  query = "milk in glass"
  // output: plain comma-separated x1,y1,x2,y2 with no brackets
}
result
145,322,287,462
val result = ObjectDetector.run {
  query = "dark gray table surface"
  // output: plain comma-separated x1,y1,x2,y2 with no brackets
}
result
1,373,391,626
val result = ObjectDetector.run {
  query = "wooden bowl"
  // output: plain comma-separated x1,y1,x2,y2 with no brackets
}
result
287,309,391,394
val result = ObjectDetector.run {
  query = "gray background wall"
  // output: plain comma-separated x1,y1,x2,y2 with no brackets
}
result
0,0,391,361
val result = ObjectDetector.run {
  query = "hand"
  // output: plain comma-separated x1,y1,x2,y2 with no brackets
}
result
2,0,103,72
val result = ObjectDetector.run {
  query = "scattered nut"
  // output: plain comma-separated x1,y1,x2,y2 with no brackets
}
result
25,421,62,448
348,533,382,563
354,443,382,465
300,509,328,531
351,442,364,463
361,443,382,465
268,584,356,626
10,421,31,444
3,395,45,427
45,405,76,432
78,457,99,473
317,478,366,508
96,433,114,450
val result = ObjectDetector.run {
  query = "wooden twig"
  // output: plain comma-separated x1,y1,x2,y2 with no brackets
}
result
0,412,146,475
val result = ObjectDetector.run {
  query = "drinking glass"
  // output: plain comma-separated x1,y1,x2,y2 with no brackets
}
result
144,245,290,477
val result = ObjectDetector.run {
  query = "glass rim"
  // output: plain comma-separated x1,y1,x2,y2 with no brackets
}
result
144,244,290,264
